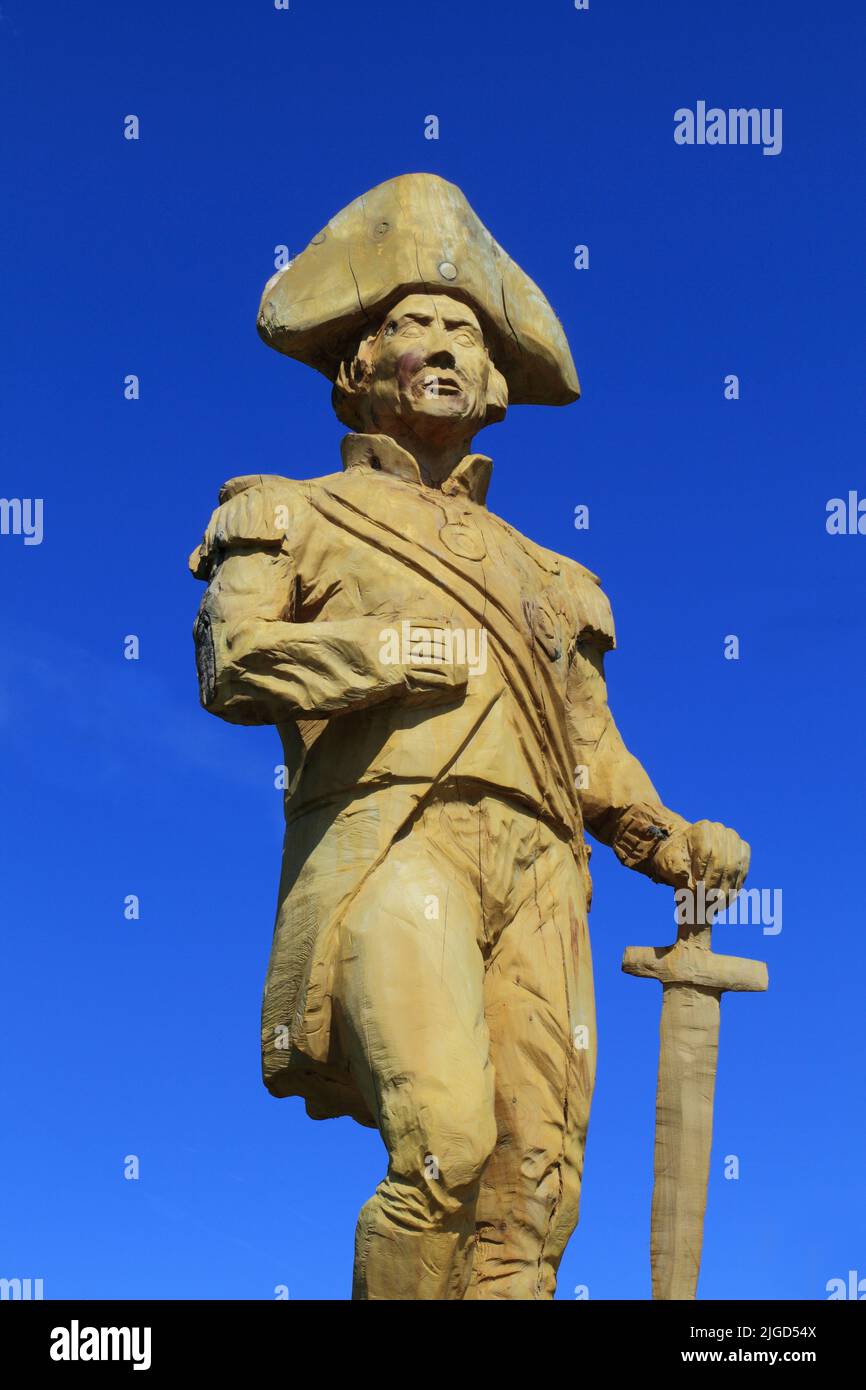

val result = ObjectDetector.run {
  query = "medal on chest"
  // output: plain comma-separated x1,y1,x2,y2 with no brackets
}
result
437,508,487,561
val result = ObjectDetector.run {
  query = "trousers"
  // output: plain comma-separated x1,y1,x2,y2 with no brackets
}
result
331,784,597,1299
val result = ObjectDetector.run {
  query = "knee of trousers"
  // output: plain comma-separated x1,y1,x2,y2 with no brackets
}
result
386,1090,498,1214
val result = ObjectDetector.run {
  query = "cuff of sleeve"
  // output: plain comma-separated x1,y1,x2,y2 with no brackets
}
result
194,610,217,707
611,802,690,879
194,612,276,724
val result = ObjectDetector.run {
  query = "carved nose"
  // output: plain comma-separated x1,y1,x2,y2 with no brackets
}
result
425,347,456,369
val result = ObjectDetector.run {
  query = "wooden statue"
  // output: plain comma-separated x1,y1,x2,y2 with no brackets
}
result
189,174,753,1300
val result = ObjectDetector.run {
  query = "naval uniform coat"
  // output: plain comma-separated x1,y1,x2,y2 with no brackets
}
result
189,432,687,1123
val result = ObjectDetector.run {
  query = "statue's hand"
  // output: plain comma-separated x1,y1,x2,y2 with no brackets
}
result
652,820,750,903
400,623,469,705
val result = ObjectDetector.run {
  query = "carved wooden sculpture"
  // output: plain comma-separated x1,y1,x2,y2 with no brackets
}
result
189,174,752,1300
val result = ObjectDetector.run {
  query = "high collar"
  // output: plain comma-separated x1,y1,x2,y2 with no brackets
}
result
340,433,493,507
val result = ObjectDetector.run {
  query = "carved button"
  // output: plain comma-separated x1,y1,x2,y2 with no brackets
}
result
439,520,486,561
438,261,458,281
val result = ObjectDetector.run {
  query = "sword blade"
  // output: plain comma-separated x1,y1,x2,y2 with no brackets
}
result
650,982,721,1300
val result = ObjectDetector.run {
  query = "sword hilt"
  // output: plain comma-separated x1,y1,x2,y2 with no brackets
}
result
622,886,768,993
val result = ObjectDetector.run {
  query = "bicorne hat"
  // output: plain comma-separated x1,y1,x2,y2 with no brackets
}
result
257,173,580,407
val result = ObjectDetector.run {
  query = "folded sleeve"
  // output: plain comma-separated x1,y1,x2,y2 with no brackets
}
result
190,476,409,724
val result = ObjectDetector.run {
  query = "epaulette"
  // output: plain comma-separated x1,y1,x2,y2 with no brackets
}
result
563,557,616,652
188,474,297,580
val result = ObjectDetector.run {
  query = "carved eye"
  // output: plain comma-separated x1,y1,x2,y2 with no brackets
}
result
453,331,475,347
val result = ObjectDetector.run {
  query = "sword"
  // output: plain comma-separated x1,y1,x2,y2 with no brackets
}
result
622,887,768,1300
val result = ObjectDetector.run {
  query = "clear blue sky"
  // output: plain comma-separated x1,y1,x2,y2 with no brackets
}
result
1,0,864,1300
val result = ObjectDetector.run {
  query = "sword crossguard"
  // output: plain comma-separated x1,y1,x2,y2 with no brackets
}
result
622,894,768,993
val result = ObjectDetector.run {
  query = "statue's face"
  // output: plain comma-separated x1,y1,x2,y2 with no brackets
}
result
358,293,494,440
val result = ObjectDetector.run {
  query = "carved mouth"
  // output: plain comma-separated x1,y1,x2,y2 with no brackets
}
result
419,374,463,398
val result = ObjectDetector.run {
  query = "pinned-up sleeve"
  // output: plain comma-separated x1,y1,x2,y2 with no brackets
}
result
189,477,441,724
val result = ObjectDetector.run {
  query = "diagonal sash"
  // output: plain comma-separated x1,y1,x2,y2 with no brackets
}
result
309,483,579,832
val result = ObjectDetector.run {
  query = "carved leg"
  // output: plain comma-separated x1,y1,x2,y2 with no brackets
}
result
334,810,496,1300
466,832,596,1299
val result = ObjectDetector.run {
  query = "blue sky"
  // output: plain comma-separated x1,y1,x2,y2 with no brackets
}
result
1,0,864,1300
